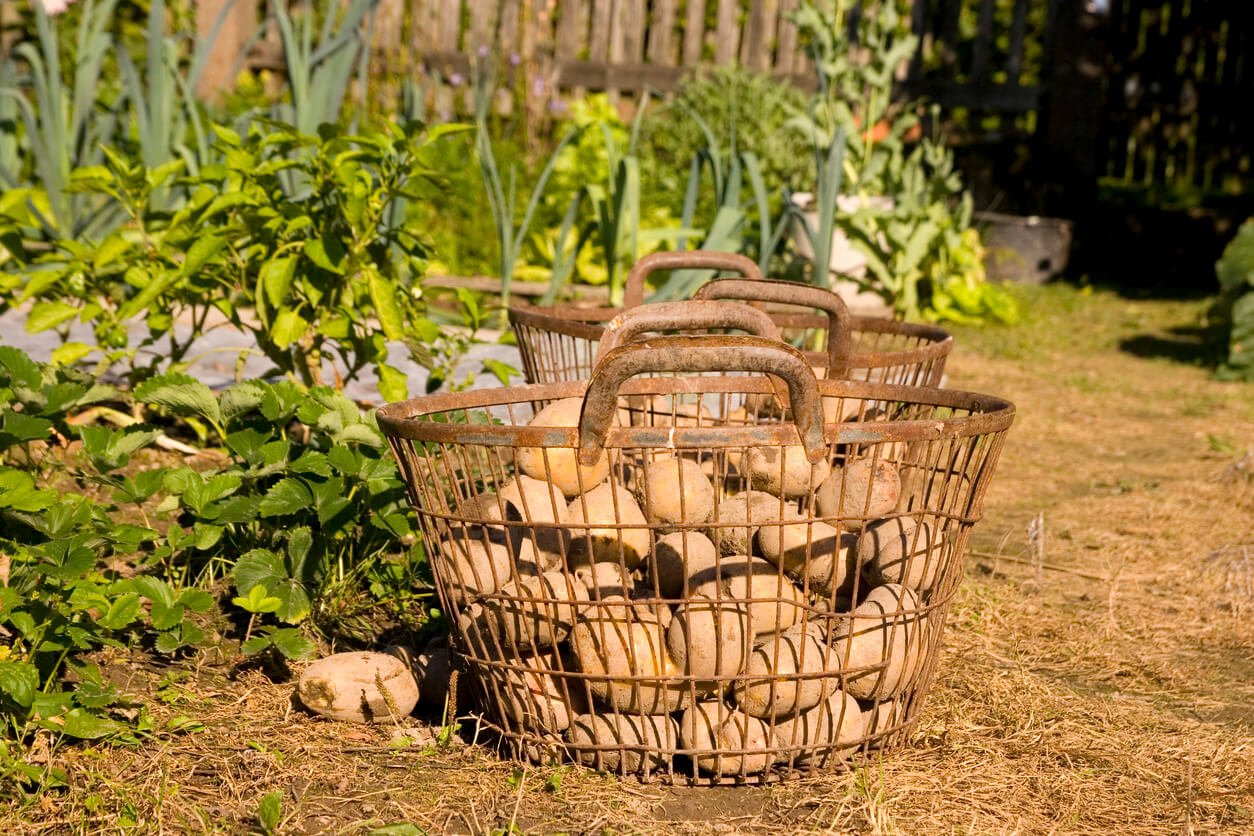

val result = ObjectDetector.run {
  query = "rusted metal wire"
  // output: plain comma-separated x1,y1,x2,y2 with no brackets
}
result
509,251,954,387
378,335,1015,785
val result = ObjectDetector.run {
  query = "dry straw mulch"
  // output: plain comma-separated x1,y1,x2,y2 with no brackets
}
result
5,287,1253,834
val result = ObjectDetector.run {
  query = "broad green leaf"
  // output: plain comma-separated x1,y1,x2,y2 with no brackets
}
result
49,341,94,367
0,411,52,445
181,234,225,277
220,381,267,424
53,709,124,740
258,478,313,518
234,549,311,624
96,594,142,630
0,346,42,389
0,661,39,708
375,361,407,403
268,628,316,660
0,468,57,511
269,309,309,350
25,300,79,333
367,268,406,341
135,372,222,426
260,256,297,307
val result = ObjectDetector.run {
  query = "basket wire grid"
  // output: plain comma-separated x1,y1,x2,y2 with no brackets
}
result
378,335,1015,784
509,250,954,388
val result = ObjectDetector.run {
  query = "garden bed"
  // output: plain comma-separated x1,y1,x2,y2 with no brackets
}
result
4,282,1250,834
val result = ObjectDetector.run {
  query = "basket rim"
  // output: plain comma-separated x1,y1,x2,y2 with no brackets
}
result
376,376,1015,448
507,300,954,371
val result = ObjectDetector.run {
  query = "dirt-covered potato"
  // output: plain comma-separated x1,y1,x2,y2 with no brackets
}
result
666,595,750,693
741,445,832,499
484,651,584,734
566,482,651,570
297,651,419,724
501,476,570,563
708,491,783,556
771,688,865,765
734,624,832,719
455,492,509,544
569,612,688,713
859,516,944,593
649,531,719,598
829,584,924,700
437,537,514,602
636,456,715,526
481,571,590,649
575,561,631,599
861,697,908,746
758,513,858,598
516,398,610,497
565,712,679,774
680,700,773,776
692,554,806,636
644,394,712,427
814,458,901,527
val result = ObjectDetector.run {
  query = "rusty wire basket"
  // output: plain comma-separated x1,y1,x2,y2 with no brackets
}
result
509,250,954,387
379,329,1014,784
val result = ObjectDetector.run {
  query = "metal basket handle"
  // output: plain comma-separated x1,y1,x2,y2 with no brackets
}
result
623,251,763,308
592,300,782,368
692,278,854,378
578,335,826,466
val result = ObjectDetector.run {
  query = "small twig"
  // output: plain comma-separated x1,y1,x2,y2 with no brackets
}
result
969,550,1111,582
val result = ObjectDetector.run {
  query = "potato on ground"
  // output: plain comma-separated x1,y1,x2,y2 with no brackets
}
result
859,516,945,593
482,651,584,734
734,623,833,719
566,482,651,570
569,612,688,713
680,700,773,776
649,531,719,598
829,583,924,700
667,595,751,694
692,554,806,636
636,455,715,526
814,458,901,527
741,445,832,499
516,398,609,497
771,688,865,766
708,490,783,556
297,651,419,724
565,712,679,775
481,571,590,649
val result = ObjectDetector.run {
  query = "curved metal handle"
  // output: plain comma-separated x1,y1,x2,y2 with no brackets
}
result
593,300,782,367
578,335,826,466
692,278,854,378
623,251,763,308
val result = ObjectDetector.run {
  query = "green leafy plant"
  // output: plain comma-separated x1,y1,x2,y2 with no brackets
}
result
1214,219,1254,381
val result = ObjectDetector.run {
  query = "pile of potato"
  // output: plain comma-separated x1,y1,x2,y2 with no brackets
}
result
436,392,949,777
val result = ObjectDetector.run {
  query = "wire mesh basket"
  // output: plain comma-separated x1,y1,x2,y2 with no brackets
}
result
509,250,954,387
378,333,1015,784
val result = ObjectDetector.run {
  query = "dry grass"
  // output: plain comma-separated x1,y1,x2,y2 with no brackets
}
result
4,284,1253,835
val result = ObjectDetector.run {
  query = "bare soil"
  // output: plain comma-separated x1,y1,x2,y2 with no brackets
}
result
5,284,1253,835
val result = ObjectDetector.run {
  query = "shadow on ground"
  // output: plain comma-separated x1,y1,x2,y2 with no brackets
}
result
1118,322,1230,368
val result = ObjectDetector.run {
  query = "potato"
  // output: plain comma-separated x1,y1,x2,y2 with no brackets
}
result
667,595,750,693
455,492,509,543
741,445,832,499
650,531,719,598
680,700,773,776
734,624,832,719
566,482,651,570
297,651,419,724
757,513,855,593
515,536,561,575
645,394,712,427
569,612,688,713
500,475,567,525
565,712,678,775
415,643,451,711
436,537,513,603
517,398,609,497
481,571,590,649
829,584,924,700
484,651,583,734
708,490,782,556
861,697,908,746
814,458,901,527
693,554,806,636
743,390,785,419
636,456,715,526
575,561,631,600
772,688,865,765
859,516,944,593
